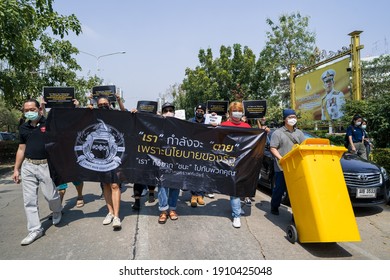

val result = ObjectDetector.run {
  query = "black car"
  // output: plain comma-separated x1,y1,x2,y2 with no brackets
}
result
0,132,16,141
258,129,390,207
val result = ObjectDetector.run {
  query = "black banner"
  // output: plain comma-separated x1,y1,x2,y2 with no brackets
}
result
137,100,158,114
243,100,267,119
43,87,75,108
92,85,116,102
207,100,229,116
46,108,266,197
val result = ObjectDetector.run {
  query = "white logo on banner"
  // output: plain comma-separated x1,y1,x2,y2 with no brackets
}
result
74,119,125,172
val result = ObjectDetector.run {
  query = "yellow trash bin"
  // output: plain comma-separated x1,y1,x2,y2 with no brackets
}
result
279,138,361,243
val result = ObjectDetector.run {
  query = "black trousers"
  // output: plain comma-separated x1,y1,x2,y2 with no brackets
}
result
133,183,155,197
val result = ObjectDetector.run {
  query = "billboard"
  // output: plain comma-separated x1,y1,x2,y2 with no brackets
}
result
295,58,351,120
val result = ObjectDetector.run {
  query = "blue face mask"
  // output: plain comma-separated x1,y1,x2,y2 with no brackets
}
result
24,111,39,121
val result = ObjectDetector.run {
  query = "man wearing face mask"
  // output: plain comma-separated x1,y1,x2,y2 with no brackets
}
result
346,114,367,160
188,103,207,207
269,109,305,215
13,99,63,245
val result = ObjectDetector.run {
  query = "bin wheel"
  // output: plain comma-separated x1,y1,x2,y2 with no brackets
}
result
286,225,298,244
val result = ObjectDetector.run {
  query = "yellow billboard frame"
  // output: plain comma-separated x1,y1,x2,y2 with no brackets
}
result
290,31,364,110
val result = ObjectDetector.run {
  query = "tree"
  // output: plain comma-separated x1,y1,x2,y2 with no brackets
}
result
181,44,262,117
341,55,390,148
0,0,82,108
258,12,316,106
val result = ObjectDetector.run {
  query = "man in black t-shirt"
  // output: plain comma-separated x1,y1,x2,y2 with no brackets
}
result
13,99,63,246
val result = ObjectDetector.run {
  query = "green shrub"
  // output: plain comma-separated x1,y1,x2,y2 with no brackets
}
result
0,141,18,165
372,148,390,172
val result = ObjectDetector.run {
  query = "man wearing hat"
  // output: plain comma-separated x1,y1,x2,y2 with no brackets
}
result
269,108,305,215
188,103,207,207
320,69,346,120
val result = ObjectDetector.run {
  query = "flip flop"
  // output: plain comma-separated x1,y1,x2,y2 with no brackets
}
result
76,197,84,208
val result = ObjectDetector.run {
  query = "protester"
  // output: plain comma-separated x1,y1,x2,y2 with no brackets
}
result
157,102,180,224
361,119,372,159
13,99,63,245
41,98,85,208
221,101,251,228
89,94,126,229
188,103,207,207
269,108,305,216
129,107,156,210
346,114,367,160
57,182,85,207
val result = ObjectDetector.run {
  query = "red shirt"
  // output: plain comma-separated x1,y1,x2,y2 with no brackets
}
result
221,120,251,128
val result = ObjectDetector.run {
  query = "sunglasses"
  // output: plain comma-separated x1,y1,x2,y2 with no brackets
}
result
98,103,110,108
163,109,174,113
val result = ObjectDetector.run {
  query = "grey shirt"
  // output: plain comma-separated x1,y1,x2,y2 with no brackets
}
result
270,126,305,172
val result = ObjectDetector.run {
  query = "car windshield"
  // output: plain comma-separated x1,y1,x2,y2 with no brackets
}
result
0,133,15,141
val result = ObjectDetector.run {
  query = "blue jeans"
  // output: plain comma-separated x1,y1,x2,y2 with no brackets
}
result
158,187,180,211
230,196,241,218
271,171,287,210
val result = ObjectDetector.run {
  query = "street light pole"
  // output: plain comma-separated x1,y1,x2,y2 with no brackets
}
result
79,51,126,72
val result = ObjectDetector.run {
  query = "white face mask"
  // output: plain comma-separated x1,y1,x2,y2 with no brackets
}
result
231,111,243,120
287,118,297,126
355,121,361,126
361,125,367,129
163,112,175,117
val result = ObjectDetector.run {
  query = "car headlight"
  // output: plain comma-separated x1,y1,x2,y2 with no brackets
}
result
381,167,388,181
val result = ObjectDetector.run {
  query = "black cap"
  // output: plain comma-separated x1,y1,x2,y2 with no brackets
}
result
162,102,175,112
195,103,206,112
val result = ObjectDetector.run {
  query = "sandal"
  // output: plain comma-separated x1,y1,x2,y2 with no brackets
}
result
168,210,178,220
76,197,84,208
158,211,168,224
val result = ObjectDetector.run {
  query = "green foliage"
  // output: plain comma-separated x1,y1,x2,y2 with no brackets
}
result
0,97,21,132
0,0,83,109
0,140,18,165
177,12,317,115
259,12,316,106
372,148,390,173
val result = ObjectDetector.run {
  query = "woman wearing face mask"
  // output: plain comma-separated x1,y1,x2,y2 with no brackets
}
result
346,115,367,160
269,109,305,216
220,102,251,228
361,119,372,159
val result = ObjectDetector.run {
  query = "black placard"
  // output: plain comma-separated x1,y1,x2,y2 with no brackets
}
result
43,87,75,108
207,100,229,116
243,100,267,119
92,85,116,102
137,101,158,114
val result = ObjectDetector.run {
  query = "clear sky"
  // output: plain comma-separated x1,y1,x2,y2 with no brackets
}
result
53,0,390,109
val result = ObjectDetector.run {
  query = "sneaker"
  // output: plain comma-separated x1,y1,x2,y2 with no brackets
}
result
205,193,215,198
21,230,43,246
197,196,205,206
112,217,121,229
190,195,198,207
141,188,148,197
132,199,140,210
52,211,62,225
244,197,252,206
232,217,241,228
271,207,279,215
103,213,114,225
